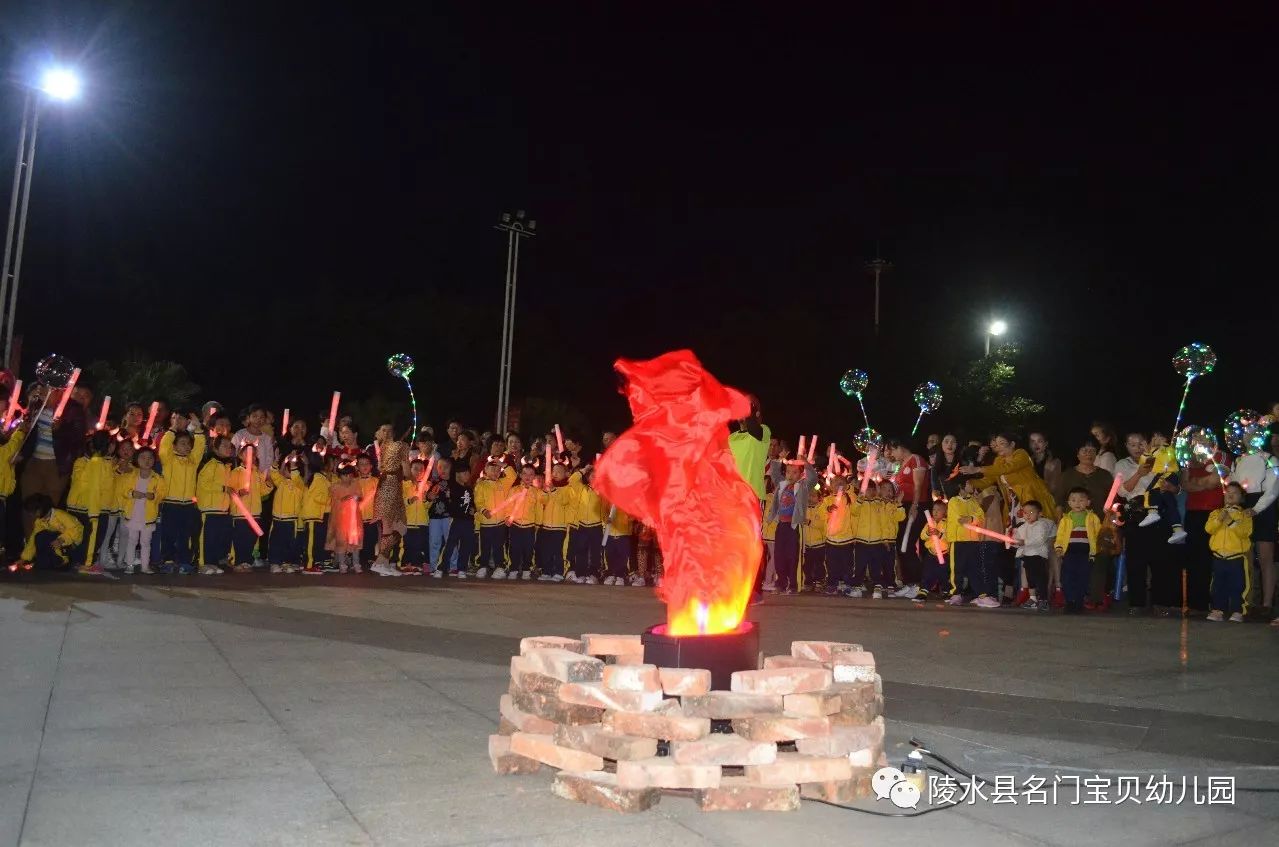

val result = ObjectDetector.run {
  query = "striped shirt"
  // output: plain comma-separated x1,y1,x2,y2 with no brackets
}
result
33,410,55,461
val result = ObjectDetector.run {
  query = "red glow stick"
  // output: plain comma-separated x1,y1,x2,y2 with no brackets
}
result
796,436,807,462
860,449,877,496
281,408,289,435
347,495,361,545
142,401,159,443
52,368,81,421
826,443,836,477
415,455,437,499
966,523,1014,548
327,391,340,437
923,510,947,565
1102,473,1124,514
96,395,110,430
245,444,255,477
228,491,263,537
1,379,21,429
807,435,818,466
553,424,564,454
544,444,553,488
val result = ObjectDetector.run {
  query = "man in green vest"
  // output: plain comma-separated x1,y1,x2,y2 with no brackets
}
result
729,395,771,604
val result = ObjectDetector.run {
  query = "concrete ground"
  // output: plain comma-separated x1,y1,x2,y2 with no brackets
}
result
2,574,1277,847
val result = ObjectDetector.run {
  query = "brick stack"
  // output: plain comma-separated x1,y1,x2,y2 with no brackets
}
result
489,634,887,813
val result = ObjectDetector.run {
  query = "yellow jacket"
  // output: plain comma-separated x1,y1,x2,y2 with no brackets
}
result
229,465,272,517
158,430,206,503
506,484,540,528
22,508,83,562
475,467,518,527
301,473,331,521
945,493,985,543
822,491,856,545
197,459,233,514
269,467,307,520
67,455,118,516
105,465,131,515
802,500,827,546
538,483,575,530
566,471,604,527
402,479,429,527
762,492,777,541
357,476,377,521
1147,445,1177,477
878,500,905,544
117,469,167,523
603,501,632,537
921,521,948,559
0,429,25,497
970,448,1059,522
1054,509,1101,557
1206,506,1252,559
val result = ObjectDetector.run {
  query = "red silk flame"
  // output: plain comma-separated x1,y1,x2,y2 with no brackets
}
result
593,350,761,636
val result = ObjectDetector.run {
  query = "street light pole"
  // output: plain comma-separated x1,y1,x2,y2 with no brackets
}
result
864,255,892,336
0,92,37,369
494,210,536,434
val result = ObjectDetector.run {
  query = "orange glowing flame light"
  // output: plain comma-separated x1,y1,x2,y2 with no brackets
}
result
593,350,762,636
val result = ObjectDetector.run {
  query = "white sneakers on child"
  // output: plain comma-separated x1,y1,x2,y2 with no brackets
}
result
372,562,402,577
491,568,506,579
537,573,556,581
630,576,646,587
1167,529,1188,544
475,567,489,579
973,595,1001,609
519,571,531,580
1138,511,1161,528
846,587,864,599
871,587,883,600
565,571,579,583
200,566,221,575
890,584,918,599
945,594,966,606
1206,610,1224,622
430,569,443,578
1229,612,1244,623
508,570,521,580
583,575,599,585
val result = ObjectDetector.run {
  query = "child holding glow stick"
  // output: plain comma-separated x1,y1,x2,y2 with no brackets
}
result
196,437,236,573
425,456,455,573
400,458,431,573
916,499,949,602
300,454,334,573
65,431,117,573
355,453,378,567
534,459,573,582
326,465,361,573
566,463,604,583
229,444,273,572
117,447,167,574
474,458,516,578
0,399,32,562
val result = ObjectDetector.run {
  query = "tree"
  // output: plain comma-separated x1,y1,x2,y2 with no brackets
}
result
948,344,1046,436
87,354,201,409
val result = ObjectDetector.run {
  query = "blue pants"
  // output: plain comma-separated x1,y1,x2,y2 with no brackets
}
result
302,519,327,567
826,543,853,585
951,543,981,596
32,529,69,570
604,534,631,579
442,520,476,573
232,516,260,566
400,526,428,566
850,542,873,588
361,521,379,564
865,543,894,589
536,528,566,577
1061,544,1092,605
428,517,453,570
160,502,198,566
199,513,232,567
1211,555,1249,615
509,525,536,574
921,544,951,595
575,525,602,578
478,524,507,570
268,518,298,565
773,522,800,591
802,544,825,587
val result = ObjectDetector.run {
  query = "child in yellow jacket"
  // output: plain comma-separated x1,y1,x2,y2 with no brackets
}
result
945,473,991,606
158,424,206,573
822,478,857,593
536,462,575,581
602,496,633,585
474,459,515,578
0,411,32,561
18,493,83,571
196,436,236,573
566,466,604,583
801,485,827,591
117,446,167,574
66,431,117,572
300,455,333,572
1054,487,1101,614
355,453,379,567
918,499,949,601
502,464,541,579
1205,481,1253,621
400,458,432,572
229,443,273,571
268,453,307,572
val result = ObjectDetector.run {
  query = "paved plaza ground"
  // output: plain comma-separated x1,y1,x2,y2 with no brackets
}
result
2,574,1277,846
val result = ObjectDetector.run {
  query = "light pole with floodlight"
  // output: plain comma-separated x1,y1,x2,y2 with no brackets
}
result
494,210,536,434
985,318,1007,356
0,65,83,368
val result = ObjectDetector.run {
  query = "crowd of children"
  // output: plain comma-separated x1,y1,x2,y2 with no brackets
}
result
3,384,1276,627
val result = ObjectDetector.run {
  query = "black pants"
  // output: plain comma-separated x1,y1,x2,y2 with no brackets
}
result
536,527,566,577
303,519,327,567
921,542,951,595
1124,520,1173,607
605,535,631,579
232,516,260,566
267,518,298,565
773,522,800,591
509,526,535,574
160,502,198,566
443,520,477,572
574,524,602,578
32,529,67,570
401,526,429,566
897,504,924,585
67,509,103,567
826,543,853,586
802,544,825,587
1184,509,1214,611
1061,545,1091,605
1022,554,1048,600
361,521,378,564
478,524,506,570
199,513,232,567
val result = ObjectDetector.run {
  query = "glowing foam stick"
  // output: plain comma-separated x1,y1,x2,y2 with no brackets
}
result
245,444,255,477
1102,473,1124,515
415,456,437,499
281,408,289,435
346,494,361,545
142,401,160,443
52,368,81,421
923,509,947,565
96,395,111,430
327,391,341,437
228,491,263,537
860,449,877,496
826,490,847,534
544,443,553,488
797,435,807,462
966,523,1014,548
826,443,836,477
553,424,564,454
1,379,21,429
807,435,817,466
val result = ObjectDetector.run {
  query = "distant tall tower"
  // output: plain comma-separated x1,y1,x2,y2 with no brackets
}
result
864,253,893,335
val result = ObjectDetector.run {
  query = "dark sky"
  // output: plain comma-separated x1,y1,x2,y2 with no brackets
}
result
2,3,1276,448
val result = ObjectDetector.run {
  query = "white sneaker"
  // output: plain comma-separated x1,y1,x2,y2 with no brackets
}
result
1167,529,1188,544
476,567,489,579
200,566,221,575
871,587,883,600
507,570,520,580
630,576,646,587
270,564,283,574
1206,610,1224,622
848,587,864,599
538,574,556,581
974,595,1001,609
431,569,443,578
1138,511,1161,528
520,571,531,580
613,577,625,586
140,564,154,575
491,568,506,580
891,584,919,599
603,576,615,586
372,562,402,577
550,573,563,582
946,594,966,606
565,571,579,583
1228,612,1244,623
454,571,467,580
124,564,136,575
583,575,599,585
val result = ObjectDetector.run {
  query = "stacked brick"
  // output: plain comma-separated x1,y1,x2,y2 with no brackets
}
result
489,634,887,812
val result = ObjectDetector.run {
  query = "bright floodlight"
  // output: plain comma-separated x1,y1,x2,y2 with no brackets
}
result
39,67,82,101
988,319,1008,336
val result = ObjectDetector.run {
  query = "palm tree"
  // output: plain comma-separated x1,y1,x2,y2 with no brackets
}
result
87,354,201,408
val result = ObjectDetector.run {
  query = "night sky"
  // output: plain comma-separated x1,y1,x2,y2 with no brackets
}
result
2,3,1276,450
